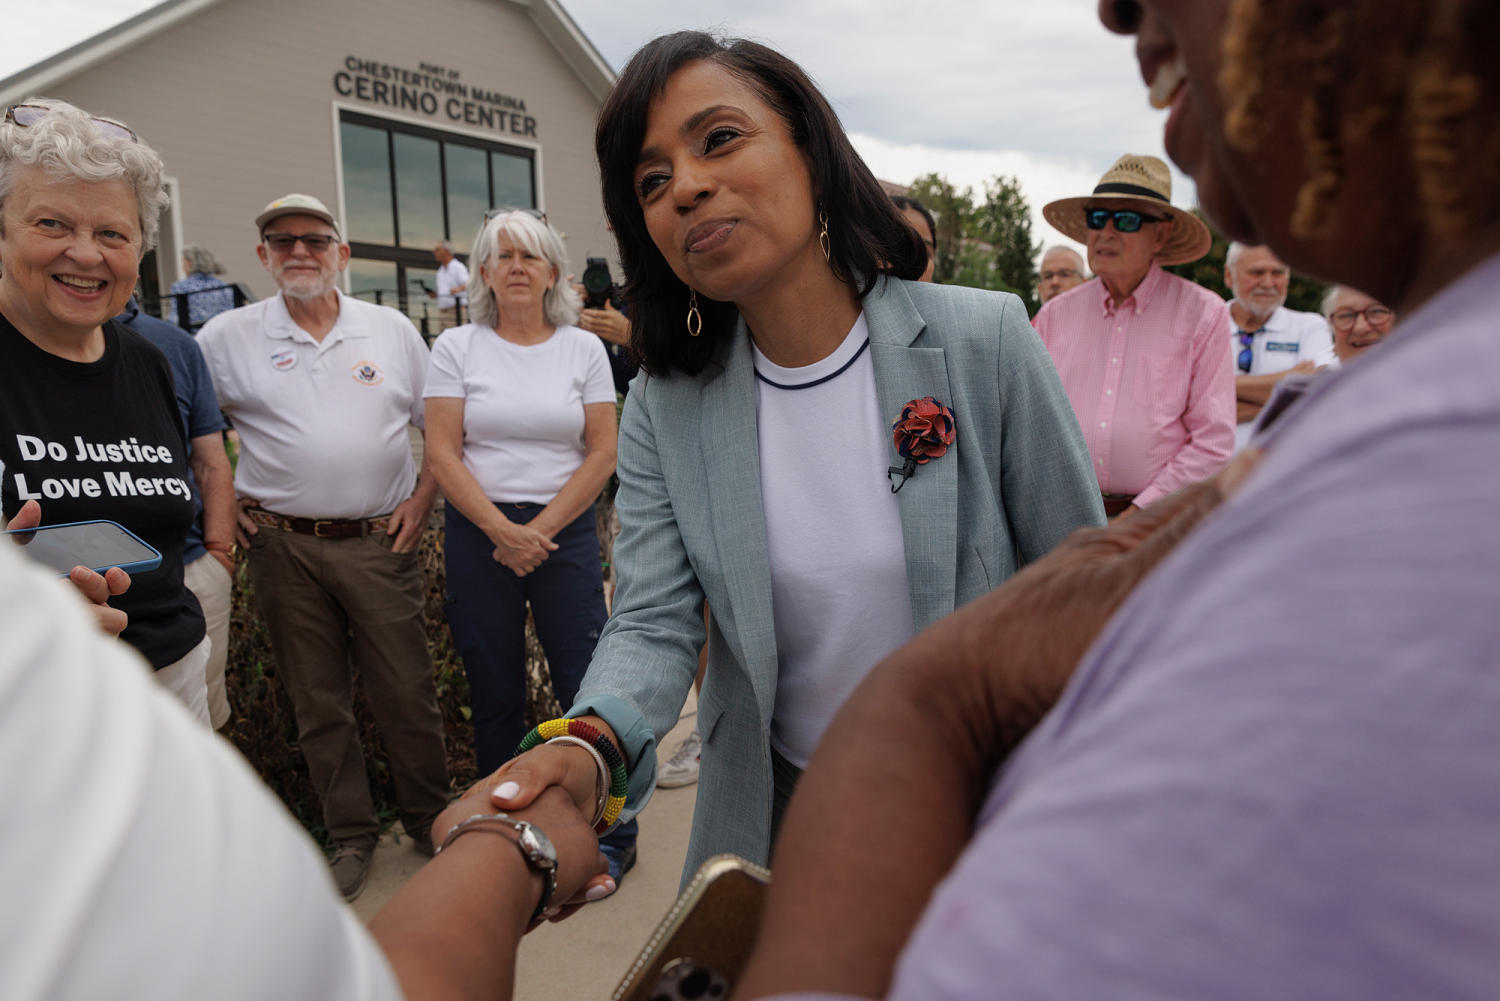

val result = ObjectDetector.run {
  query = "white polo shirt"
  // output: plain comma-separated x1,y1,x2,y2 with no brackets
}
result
1228,304,1335,449
197,292,429,519
435,258,469,309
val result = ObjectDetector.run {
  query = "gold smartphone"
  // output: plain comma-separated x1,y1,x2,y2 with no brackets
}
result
612,855,771,1001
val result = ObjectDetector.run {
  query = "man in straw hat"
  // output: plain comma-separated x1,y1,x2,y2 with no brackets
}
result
1033,154,1234,518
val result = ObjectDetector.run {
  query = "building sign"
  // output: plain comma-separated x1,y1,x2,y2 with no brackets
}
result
334,57,538,138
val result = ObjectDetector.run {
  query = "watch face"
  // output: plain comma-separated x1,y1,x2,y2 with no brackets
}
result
518,822,558,871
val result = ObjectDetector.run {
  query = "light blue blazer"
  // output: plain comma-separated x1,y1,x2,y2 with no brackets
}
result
572,277,1104,881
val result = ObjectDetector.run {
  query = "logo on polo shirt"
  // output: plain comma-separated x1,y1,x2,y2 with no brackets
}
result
270,349,297,371
351,361,384,386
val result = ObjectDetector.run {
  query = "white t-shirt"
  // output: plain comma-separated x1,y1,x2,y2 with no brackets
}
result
435,258,469,309
424,323,614,504
198,293,430,520
0,542,403,1000
755,315,917,767
1228,304,1336,449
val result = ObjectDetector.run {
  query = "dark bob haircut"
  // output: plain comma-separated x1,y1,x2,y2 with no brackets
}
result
595,31,928,377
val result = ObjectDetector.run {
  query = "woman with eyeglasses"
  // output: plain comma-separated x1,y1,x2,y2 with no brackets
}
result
0,98,210,720
1321,286,1394,366
487,32,1102,887
422,209,640,886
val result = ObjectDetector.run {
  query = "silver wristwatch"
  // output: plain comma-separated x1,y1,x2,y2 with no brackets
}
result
436,812,559,921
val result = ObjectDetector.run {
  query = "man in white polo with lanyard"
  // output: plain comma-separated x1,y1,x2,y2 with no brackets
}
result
1224,242,1334,450
197,194,450,902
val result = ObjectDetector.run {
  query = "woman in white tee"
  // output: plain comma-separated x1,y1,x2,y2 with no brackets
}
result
424,210,618,793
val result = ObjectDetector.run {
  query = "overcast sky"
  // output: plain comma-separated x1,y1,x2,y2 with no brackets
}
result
0,0,1191,258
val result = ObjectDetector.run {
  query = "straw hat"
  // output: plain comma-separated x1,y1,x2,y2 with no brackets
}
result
1042,154,1212,266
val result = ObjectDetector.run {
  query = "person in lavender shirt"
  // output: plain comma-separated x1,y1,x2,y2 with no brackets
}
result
731,0,1500,998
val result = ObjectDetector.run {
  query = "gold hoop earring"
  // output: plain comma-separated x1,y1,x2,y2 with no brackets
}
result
818,209,831,261
686,289,702,337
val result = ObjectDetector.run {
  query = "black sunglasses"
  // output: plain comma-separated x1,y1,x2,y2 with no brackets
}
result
1084,208,1169,233
5,103,137,142
484,207,548,224
263,233,338,253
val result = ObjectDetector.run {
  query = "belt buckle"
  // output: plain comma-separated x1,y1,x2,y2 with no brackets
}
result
313,519,339,538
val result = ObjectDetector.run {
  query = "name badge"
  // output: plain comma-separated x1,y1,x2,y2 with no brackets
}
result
1265,341,1300,353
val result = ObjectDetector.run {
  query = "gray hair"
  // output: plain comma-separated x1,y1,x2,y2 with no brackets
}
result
1225,241,1247,270
1040,245,1087,271
435,239,455,253
1320,284,1346,317
465,209,580,329
0,97,169,254
182,244,225,275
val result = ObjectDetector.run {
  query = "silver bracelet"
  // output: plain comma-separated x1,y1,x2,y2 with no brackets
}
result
547,734,609,828
436,812,558,922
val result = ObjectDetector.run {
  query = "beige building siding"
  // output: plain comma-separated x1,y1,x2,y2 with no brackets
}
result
20,0,613,301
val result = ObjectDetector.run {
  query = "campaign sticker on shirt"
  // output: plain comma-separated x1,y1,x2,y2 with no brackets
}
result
270,349,297,371
351,361,384,386
1266,341,1300,353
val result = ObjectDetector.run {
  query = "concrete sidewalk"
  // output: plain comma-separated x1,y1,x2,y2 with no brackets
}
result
350,698,701,1000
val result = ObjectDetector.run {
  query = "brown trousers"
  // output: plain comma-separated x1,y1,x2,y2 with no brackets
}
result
247,527,450,845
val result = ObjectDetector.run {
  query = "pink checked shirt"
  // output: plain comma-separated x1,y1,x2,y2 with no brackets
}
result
1034,262,1234,508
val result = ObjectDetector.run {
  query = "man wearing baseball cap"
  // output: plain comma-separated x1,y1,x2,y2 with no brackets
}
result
1033,155,1235,518
197,194,450,900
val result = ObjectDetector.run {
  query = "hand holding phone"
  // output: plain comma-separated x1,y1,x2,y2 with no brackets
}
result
5,502,134,636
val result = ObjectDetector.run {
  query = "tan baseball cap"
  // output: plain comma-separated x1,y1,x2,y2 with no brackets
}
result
255,193,341,238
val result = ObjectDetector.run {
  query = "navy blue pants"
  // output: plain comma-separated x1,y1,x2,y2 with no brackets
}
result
445,501,637,854
445,502,608,773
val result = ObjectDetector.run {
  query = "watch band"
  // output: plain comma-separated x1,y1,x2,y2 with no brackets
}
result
437,812,558,921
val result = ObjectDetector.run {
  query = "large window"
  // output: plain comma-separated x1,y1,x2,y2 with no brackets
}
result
338,110,537,336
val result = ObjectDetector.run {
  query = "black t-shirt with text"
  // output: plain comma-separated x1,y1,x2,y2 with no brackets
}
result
0,313,205,668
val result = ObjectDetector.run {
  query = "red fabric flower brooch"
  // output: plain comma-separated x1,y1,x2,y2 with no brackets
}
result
888,396,956,493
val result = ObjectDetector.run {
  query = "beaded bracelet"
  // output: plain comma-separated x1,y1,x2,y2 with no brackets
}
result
516,718,628,833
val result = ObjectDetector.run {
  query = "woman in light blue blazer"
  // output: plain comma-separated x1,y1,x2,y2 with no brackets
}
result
494,31,1105,889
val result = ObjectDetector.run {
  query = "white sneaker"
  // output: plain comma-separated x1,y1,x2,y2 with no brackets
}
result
657,728,702,788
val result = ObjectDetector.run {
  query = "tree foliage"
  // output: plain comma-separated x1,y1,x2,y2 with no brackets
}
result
906,173,1042,314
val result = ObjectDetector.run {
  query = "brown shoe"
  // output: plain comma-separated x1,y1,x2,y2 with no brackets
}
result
330,841,375,902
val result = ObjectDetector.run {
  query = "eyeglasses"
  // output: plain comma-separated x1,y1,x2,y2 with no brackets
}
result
1083,208,1168,233
1237,329,1258,373
263,233,338,253
1328,306,1394,331
484,207,548,224
5,103,137,142
1040,268,1081,282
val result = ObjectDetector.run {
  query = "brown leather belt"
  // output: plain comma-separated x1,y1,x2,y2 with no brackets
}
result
1101,493,1138,518
247,507,391,539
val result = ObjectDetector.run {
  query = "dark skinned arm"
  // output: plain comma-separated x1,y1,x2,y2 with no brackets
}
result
738,455,1259,999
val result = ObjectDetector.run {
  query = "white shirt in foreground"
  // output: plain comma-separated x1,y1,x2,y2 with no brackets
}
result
0,541,402,1001
424,323,614,504
197,292,430,519
754,315,917,767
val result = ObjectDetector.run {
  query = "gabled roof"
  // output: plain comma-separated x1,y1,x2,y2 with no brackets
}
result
0,0,616,105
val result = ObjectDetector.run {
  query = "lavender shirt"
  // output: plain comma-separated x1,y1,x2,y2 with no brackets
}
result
778,253,1500,1000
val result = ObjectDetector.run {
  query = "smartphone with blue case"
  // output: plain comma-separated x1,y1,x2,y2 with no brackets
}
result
4,519,162,576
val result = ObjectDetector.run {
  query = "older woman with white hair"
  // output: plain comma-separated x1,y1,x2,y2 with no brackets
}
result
0,99,209,720
165,243,235,329
424,209,618,779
